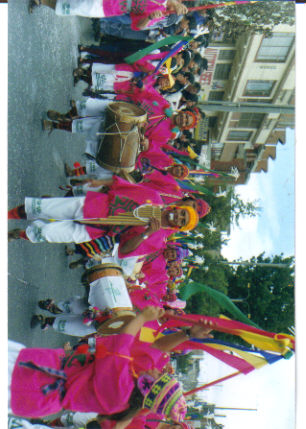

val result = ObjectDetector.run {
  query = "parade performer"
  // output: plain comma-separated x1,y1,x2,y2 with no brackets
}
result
29,0,188,30
8,177,199,259
9,306,213,420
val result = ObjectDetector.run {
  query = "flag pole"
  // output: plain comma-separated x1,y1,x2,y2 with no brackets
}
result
184,371,241,396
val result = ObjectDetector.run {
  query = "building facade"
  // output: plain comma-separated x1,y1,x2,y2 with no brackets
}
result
195,24,295,185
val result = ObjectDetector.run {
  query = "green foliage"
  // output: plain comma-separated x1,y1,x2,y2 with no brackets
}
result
172,352,194,375
199,186,260,231
185,263,229,316
209,0,295,39
227,253,295,333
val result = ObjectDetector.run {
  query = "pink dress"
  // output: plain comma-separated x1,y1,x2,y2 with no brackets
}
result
141,170,184,203
102,0,167,30
130,288,163,310
11,334,135,418
82,177,172,256
11,334,170,419
91,59,156,94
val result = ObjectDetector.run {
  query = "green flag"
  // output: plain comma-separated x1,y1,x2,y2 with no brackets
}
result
179,281,260,328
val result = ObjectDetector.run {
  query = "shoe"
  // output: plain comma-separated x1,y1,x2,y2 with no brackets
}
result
8,229,22,242
38,299,62,314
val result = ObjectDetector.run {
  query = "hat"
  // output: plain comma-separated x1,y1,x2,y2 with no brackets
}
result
196,199,211,218
175,206,199,232
175,246,189,260
142,374,187,422
169,163,189,179
181,110,199,130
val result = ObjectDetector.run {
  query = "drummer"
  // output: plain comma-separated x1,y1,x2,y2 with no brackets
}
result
8,177,199,260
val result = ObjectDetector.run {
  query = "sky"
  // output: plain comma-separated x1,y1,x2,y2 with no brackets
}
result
221,128,295,261
197,352,295,429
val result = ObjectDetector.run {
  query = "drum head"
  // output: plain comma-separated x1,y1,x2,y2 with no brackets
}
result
97,314,136,335
107,101,147,124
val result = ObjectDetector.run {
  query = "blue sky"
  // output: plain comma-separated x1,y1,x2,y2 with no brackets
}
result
222,128,295,261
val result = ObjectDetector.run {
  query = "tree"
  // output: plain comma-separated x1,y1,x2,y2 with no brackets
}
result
208,0,295,39
199,186,260,231
226,253,295,333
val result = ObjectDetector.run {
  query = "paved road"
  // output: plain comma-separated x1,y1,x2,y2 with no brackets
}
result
8,1,97,348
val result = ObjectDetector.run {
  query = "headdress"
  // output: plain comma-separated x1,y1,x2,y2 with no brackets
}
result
167,243,190,261
141,374,187,422
181,110,199,130
174,205,199,232
196,199,211,218
170,163,189,179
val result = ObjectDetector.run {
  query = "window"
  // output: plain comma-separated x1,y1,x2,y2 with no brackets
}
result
238,113,265,128
219,50,236,60
208,91,225,101
214,63,232,80
227,130,252,141
208,116,218,128
256,33,294,62
244,80,275,97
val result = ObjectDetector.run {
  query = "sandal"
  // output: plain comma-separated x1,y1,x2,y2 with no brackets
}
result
42,119,55,135
65,245,75,256
47,110,65,122
8,229,22,242
69,259,85,269
30,314,45,329
67,99,78,119
73,68,83,86
31,314,53,330
28,0,41,13
64,162,74,177
38,299,62,314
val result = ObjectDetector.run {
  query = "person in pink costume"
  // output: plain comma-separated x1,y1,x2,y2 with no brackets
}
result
126,84,199,146
73,57,158,94
29,1,188,31
140,169,184,205
89,411,192,428
8,177,199,258
9,307,213,422
129,288,164,311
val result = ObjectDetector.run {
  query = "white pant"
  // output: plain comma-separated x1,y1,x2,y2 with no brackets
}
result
73,98,109,156
25,197,91,243
55,0,105,17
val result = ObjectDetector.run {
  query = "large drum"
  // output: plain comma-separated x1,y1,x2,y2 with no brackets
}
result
83,263,136,335
96,101,147,174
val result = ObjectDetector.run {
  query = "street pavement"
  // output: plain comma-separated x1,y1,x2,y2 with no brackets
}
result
8,0,98,348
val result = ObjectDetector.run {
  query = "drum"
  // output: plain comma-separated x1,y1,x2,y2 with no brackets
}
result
96,101,147,174
84,263,136,335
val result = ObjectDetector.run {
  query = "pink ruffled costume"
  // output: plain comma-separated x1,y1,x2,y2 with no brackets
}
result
10,334,169,418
